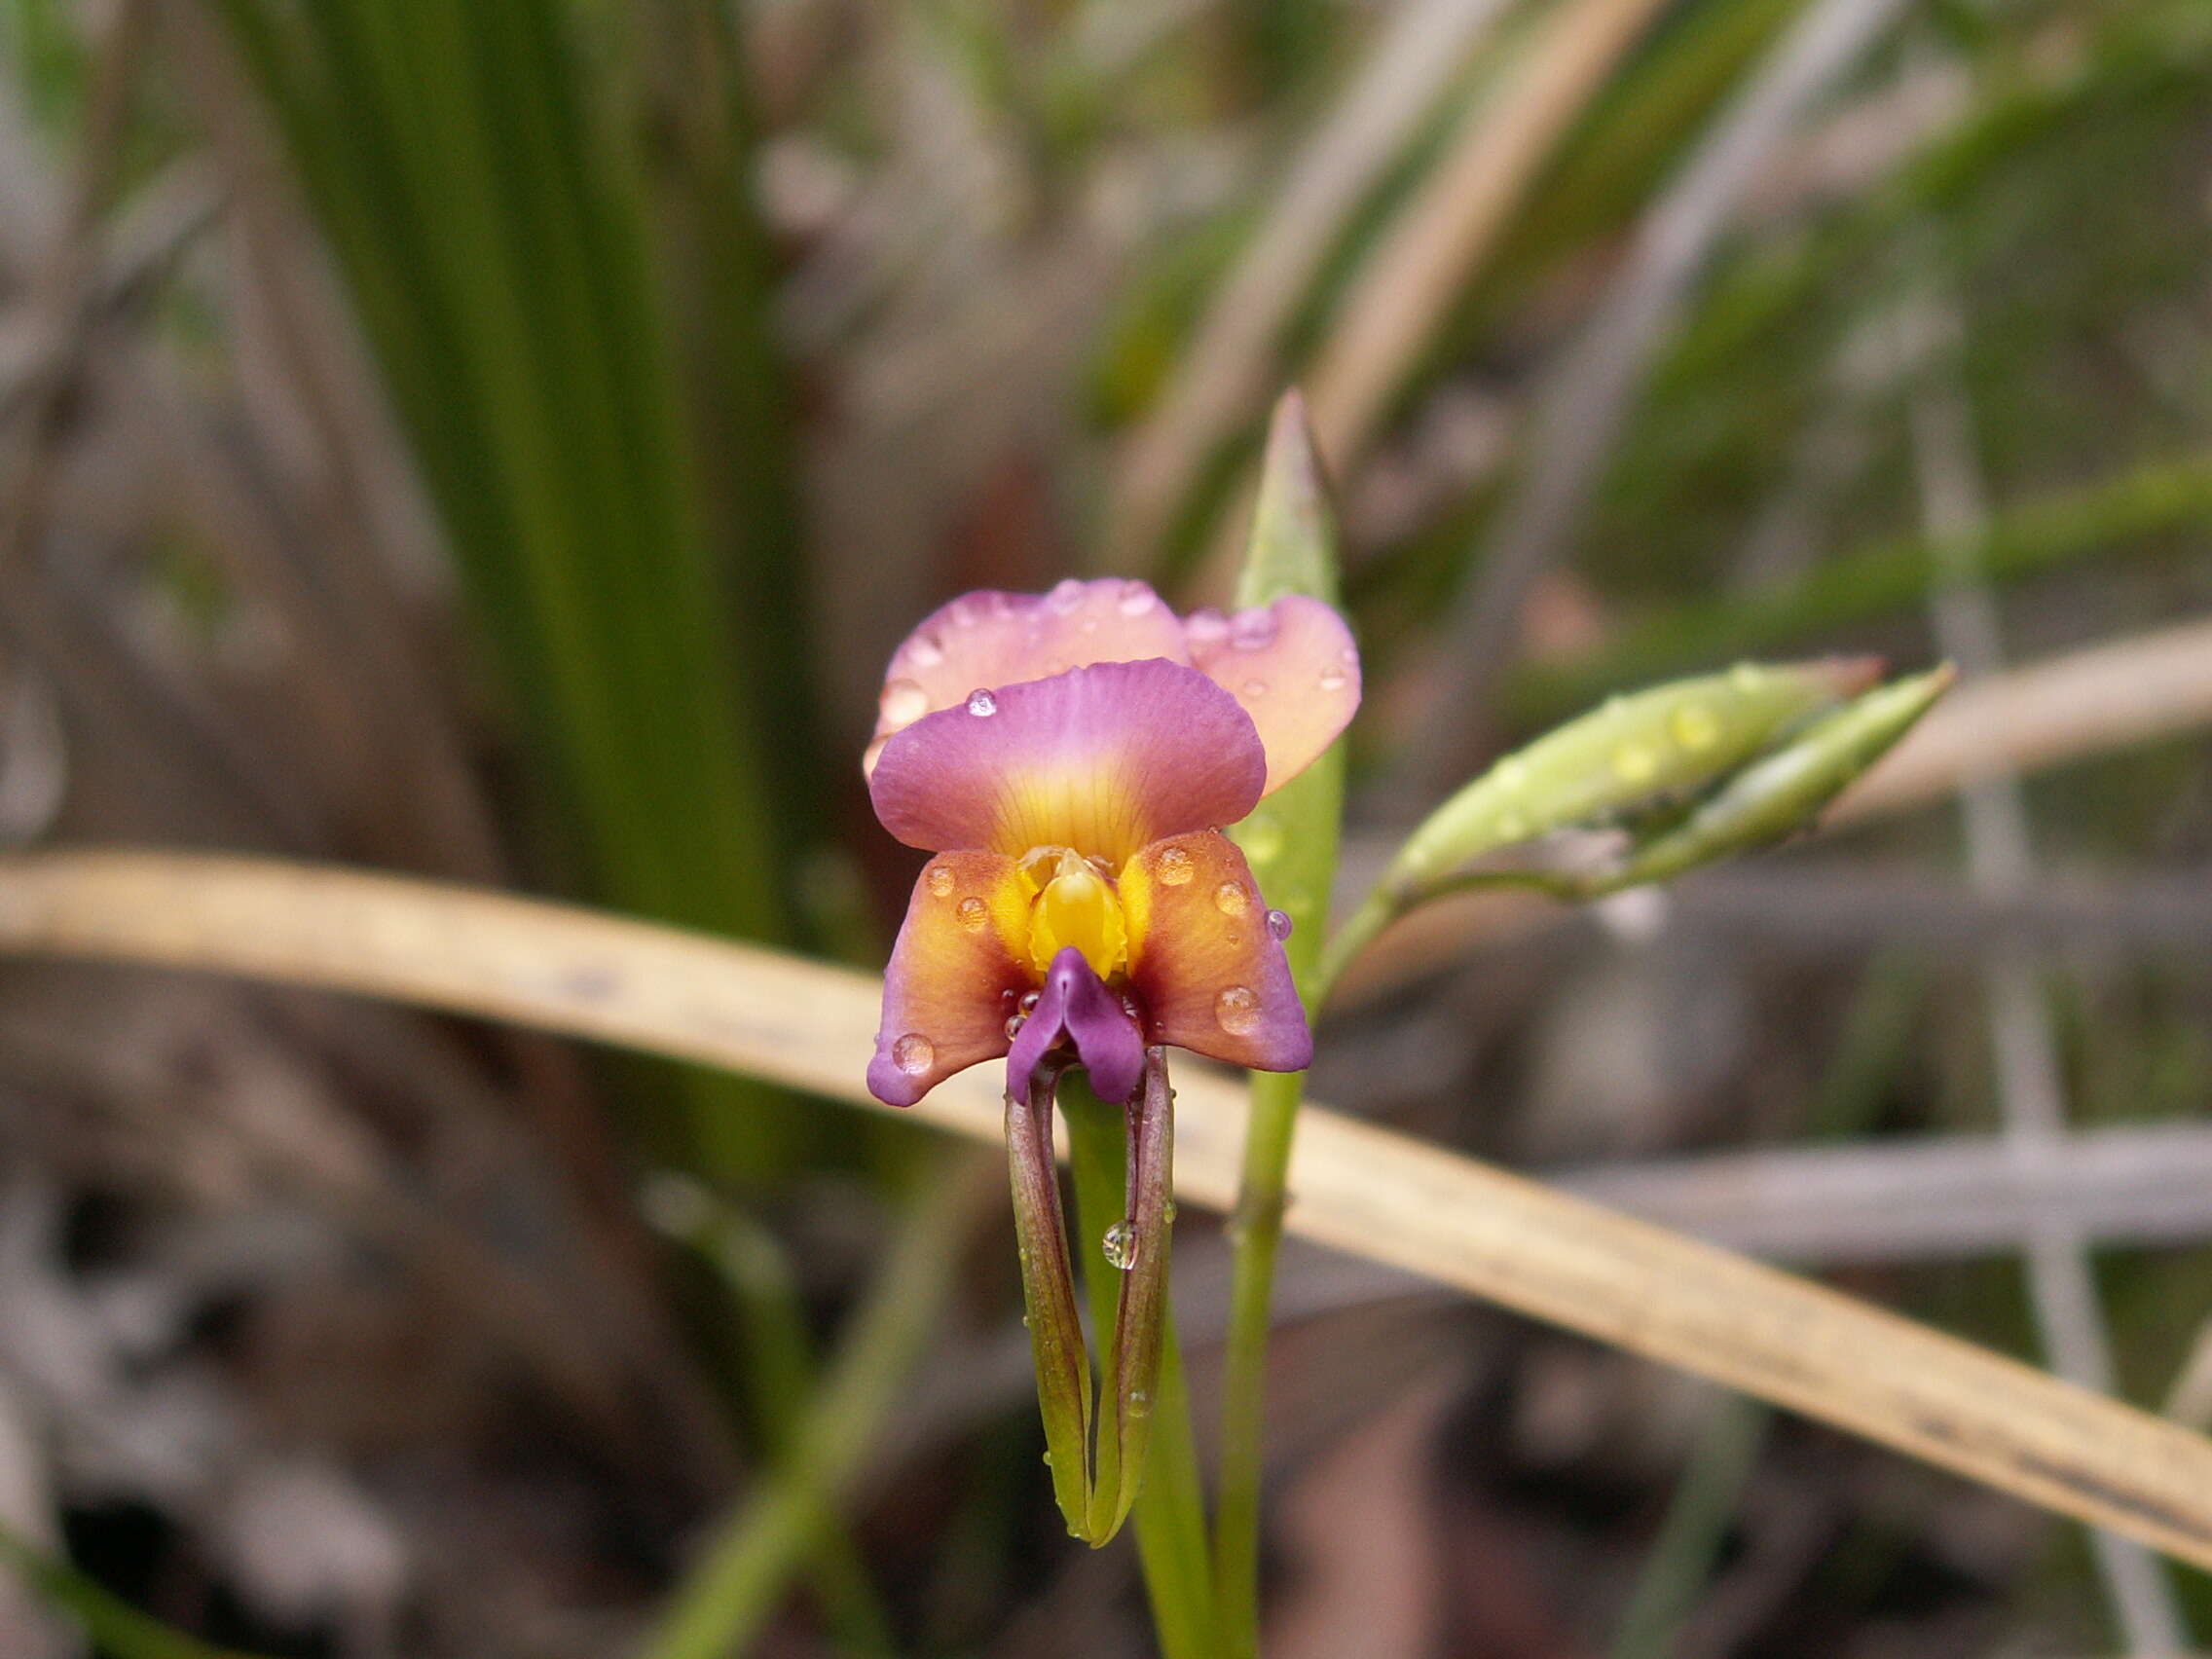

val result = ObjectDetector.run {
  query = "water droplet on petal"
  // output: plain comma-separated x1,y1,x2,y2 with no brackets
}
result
1005,1014,1025,1040
1186,609,1229,647
957,896,989,933
880,679,928,728
1612,741,1659,784
906,632,944,668
1101,1220,1139,1271
1214,881,1248,915
967,688,998,718
949,599,978,627
1118,581,1157,615
1266,908,1293,940
927,866,955,898
891,1033,935,1075
1671,703,1720,751
1319,666,1347,691
1049,578,1086,612
1019,989,1041,1014
1215,985,1260,1036
1155,845,1196,886
1242,679,1269,697
1229,608,1278,649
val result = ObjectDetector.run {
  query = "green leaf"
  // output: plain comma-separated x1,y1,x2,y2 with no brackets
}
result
211,0,811,1172
1231,389,1346,994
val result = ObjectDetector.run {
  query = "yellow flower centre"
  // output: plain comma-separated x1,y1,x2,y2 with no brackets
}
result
1021,846,1128,979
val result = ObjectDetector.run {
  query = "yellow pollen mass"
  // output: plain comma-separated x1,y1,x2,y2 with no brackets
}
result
1023,847,1128,979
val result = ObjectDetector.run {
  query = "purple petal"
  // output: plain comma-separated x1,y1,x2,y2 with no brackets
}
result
1183,595,1360,795
1008,946,1145,1104
865,581,1188,775
869,659,1268,865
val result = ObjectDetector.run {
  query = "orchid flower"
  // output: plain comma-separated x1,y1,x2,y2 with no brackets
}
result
863,577,1360,1112
860,575,1359,1543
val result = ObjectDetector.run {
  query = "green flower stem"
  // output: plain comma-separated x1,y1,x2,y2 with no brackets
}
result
1607,1397,1771,1659
1061,1073,1219,1659
1312,888,1395,1008
0,1519,271,1659
1209,1064,1304,1659
646,1150,996,1659
1214,392,1348,1659
685,1203,897,1654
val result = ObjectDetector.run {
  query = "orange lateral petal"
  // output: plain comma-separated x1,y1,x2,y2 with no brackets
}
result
868,851,1037,1107
1121,830,1311,1074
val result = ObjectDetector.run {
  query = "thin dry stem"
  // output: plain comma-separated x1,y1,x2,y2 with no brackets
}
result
1303,0,1672,470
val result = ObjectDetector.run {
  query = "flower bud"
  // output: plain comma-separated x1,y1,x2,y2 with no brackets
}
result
1380,657,1883,901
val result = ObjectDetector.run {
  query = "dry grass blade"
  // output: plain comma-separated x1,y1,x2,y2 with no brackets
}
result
1416,0,1922,770
1304,0,1675,471
1108,0,1513,568
1564,1121,2212,1264
4,850,2212,1571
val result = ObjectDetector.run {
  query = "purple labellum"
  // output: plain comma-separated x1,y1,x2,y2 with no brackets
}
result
1008,946,1145,1104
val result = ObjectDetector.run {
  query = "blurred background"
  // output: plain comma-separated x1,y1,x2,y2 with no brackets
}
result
0,0,2209,1653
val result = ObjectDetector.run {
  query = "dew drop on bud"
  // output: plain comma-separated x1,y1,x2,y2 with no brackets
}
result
966,688,998,718
1215,985,1261,1036
1265,907,1293,940
880,678,929,728
1101,1220,1139,1271
927,866,956,898
1229,608,1278,649
1670,703,1720,751
1118,580,1156,615
1214,881,1248,916
1049,577,1086,612
956,896,989,933
1611,741,1658,784
1319,666,1348,691
1154,845,1196,886
891,1033,935,1075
